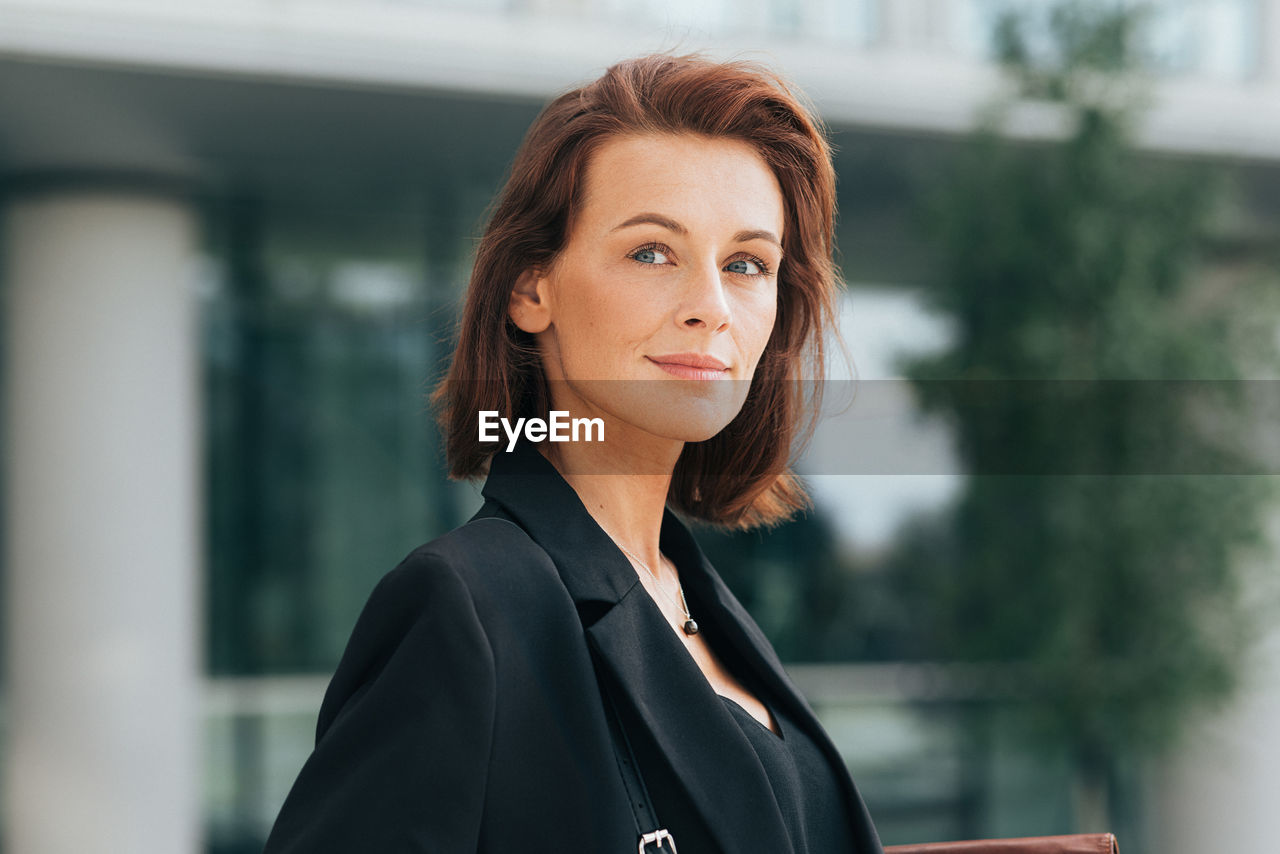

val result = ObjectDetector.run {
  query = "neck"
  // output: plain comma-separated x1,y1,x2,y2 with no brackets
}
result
537,426,680,571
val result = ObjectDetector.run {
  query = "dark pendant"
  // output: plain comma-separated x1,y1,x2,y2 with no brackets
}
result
682,619,699,635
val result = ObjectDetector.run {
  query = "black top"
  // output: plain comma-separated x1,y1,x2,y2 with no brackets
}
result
721,694,857,854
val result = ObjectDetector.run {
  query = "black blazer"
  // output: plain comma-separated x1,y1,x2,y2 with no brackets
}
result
262,438,883,854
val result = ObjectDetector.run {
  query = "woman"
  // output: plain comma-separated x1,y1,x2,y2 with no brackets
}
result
263,52,882,854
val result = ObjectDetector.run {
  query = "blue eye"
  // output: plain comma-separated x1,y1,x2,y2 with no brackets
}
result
629,243,671,265
628,242,772,277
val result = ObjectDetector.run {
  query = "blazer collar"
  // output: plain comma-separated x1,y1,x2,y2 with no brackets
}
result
479,435,639,607
479,439,878,854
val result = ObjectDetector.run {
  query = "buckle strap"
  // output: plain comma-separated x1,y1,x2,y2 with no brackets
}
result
593,648,679,854
638,828,678,853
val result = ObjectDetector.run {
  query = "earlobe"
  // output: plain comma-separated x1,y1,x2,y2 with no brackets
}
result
508,268,552,334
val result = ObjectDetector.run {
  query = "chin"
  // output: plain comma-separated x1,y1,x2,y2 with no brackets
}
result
634,397,743,443
560,378,750,447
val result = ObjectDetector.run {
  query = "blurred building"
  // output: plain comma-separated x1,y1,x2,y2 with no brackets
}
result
1,1,1277,853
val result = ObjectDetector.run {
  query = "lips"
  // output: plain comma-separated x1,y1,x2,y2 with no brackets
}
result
646,353,730,381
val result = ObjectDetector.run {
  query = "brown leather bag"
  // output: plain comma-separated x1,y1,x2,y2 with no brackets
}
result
885,832,1119,854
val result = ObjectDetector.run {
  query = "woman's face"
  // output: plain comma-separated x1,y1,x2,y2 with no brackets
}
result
509,132,785,450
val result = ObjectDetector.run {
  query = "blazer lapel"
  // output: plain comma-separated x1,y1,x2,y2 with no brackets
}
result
480,440,794,854
585,589,794,854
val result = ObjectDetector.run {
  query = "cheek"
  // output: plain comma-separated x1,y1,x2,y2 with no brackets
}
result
585,274,656,329
554,275,646,362
742,288,779,353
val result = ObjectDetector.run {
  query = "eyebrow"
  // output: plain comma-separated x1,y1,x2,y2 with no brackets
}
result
610,212,783,252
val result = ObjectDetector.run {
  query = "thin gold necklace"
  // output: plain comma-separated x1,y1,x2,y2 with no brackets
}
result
616,543,699,636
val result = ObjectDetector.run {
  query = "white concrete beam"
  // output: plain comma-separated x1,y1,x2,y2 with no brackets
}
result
0,0,1277,160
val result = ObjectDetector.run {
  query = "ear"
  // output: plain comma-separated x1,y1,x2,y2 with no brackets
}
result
508,266,552,334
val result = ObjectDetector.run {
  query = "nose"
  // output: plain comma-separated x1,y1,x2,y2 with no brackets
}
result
678,260,732,333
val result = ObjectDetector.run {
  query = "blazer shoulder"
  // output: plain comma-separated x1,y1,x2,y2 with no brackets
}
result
324,516,541,686
313,524,505,742
385,515,569,630
404,513,554,582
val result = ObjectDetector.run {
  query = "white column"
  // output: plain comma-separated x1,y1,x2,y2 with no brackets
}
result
1146,632,1280,853
1262,0,1280,82
2,189,202,854
1144,513,1280,854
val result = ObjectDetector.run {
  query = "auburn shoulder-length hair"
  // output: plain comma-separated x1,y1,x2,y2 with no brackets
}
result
432,50,842,530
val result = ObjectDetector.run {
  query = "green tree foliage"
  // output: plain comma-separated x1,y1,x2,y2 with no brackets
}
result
889,0,1277,826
